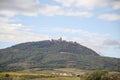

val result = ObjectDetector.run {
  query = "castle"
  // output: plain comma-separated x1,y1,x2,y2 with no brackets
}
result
51,37,64,42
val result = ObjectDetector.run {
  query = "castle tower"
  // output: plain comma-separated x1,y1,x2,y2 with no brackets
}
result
59,37,62,41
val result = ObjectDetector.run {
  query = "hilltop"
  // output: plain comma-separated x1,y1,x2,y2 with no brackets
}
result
0,39,119,71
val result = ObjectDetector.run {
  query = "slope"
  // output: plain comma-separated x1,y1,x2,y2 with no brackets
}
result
0,39,119,71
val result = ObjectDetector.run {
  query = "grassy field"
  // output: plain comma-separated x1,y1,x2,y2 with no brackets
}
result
0,68,120,80
0,76,80,80
0,71,80,80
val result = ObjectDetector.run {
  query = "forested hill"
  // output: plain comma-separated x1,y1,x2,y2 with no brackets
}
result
7,39,99,56
0,39,119,71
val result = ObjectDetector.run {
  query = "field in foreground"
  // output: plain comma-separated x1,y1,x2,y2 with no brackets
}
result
0,72,80,80
0,69,120,80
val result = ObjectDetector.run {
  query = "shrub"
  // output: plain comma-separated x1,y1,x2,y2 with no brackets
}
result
101,73,120,80
0,74,12,80
5,74,10,77
81,70,108,80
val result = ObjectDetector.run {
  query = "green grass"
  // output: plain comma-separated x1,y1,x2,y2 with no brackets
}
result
0,69,119,80
28,77,80,80
0,71,80,80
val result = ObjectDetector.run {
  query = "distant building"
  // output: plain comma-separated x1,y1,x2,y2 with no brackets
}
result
51,37,63,42
58,37,62,41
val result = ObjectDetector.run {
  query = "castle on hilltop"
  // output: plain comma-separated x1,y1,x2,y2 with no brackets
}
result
51,37,64,42
51,37,78,44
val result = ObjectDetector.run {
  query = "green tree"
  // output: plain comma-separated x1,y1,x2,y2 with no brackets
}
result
101,73,120,80
81,70,108,80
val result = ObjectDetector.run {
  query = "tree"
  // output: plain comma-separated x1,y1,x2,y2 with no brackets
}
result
81,70,108,80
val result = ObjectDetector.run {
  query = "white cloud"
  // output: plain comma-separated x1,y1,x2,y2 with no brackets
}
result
103,39,120,46
0,0,39,16
54,0,109,10
46,27,105,38
112,0,120,10
39,4,92,17
75,0,108,10
0,0,92,17
54,0,75,7
99,14,120,21
102,39,120,57
0,0,119,18
0,17,10,23
54,0,120,10
39,4,64,16
0,17,50,43
62,10,92,17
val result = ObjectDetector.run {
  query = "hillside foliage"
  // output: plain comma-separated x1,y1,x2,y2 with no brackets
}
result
0,39,120,71
81,70,120,80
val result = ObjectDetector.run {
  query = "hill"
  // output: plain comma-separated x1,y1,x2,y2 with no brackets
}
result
0,39,120,71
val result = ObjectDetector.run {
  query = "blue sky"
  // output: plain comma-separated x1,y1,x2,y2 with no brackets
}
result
0,0,120,58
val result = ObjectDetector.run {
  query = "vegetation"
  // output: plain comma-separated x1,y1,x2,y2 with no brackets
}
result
101,72,120,80
0,39,120,71
0,70,120,80
0,72,79,80
0,73,12,80
81,70,120,80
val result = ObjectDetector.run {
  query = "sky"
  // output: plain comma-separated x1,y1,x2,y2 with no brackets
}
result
0,0,120,58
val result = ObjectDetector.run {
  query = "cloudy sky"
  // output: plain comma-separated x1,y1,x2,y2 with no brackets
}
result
0,0,120,58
